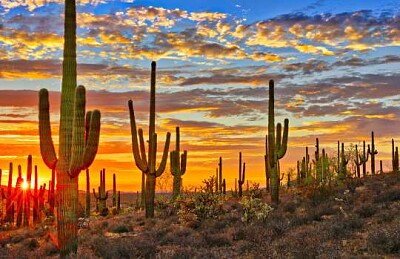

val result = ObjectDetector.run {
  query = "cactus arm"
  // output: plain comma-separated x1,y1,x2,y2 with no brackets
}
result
69,86,86,177
277,118,289,159
85,111,92,144
180,150,187,175
38,89,58,169
82,110,101,169
93,188,99,200
276,123,282,151
138,129,148,168
102,191,108,200
170,151,178,176
128,100,147,172
156,132,171,177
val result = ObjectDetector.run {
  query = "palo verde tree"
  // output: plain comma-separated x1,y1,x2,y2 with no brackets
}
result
38,0,101,255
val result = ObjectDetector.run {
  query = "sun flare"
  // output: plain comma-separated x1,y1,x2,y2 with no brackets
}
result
22,181,28,190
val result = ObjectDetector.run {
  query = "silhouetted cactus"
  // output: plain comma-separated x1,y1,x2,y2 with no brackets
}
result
357,141,369,177
222,179,226,195
170,127,187,200
117,191,121,212
31,168,46,224
15,166,23,227
93,169,108,216
128,61,171,218
392,139,399,173
112,173,117,207
368,131,378,175
355,144,362,178
238,152,246,197
218,157,222,193
38,0,101,255
339,142,349,179
267,80,289,205
23,155,32,227
2,162,14,223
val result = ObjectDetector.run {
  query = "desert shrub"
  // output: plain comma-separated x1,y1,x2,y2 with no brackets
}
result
323,215,362,239
247,183,263,199
306,183,334,206
368,221,400,254
240,196,273,222
374,188,400,204
354,203,377,218
108,224,130,233
174,177,225,223
204,233,231,247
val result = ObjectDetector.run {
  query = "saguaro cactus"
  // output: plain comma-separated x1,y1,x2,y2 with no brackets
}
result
112,173,117,207
218,157,222,193
4,162,14,223
93,169,108,216
358,141,369,177
128,61,171,218
392,139,399,173
368,131,378,175
38,0,101,255
339,142,349,179
238,152,246,197
355,145,362,178
267,80,289,205
170,127,187,200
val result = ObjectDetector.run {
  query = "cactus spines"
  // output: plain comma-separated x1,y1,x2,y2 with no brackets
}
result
86,169,90,217
238,152,246,197
170,126,187,200
128,61,171,218
267,80,289,205
93,169,108,216
38,0,101,255
392,139,399,173
368,131,378,175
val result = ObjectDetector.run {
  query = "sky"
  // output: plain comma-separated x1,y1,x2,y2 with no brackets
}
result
0,0,399,192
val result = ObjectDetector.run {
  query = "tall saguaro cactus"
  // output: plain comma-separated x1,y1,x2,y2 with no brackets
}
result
93,169,108,216
264,135,270,191
238,152,246,197
358,140,369,177
38,0,101,255
170,127,187,200
392,139,399,173
368,131,378,175
267,80,289,205
128,61,171,218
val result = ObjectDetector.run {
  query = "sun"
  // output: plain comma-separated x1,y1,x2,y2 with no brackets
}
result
22,181,28,190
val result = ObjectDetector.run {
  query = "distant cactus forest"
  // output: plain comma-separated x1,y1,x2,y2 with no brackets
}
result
1,0,400,258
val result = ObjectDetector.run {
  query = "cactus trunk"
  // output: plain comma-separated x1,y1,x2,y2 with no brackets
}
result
267,80,289,205
86,169,90,217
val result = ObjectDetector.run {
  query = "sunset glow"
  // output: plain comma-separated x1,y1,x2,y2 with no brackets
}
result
0,0,399,191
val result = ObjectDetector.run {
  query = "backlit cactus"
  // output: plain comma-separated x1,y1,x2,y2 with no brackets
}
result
93,169,108,216
170,126,187,200
128,61,171,218
368,131,378,175
358,141,369,177
238,152,246,197
267,80,289,205
392,139,399,173
38,0,101,255
339,142,349,179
